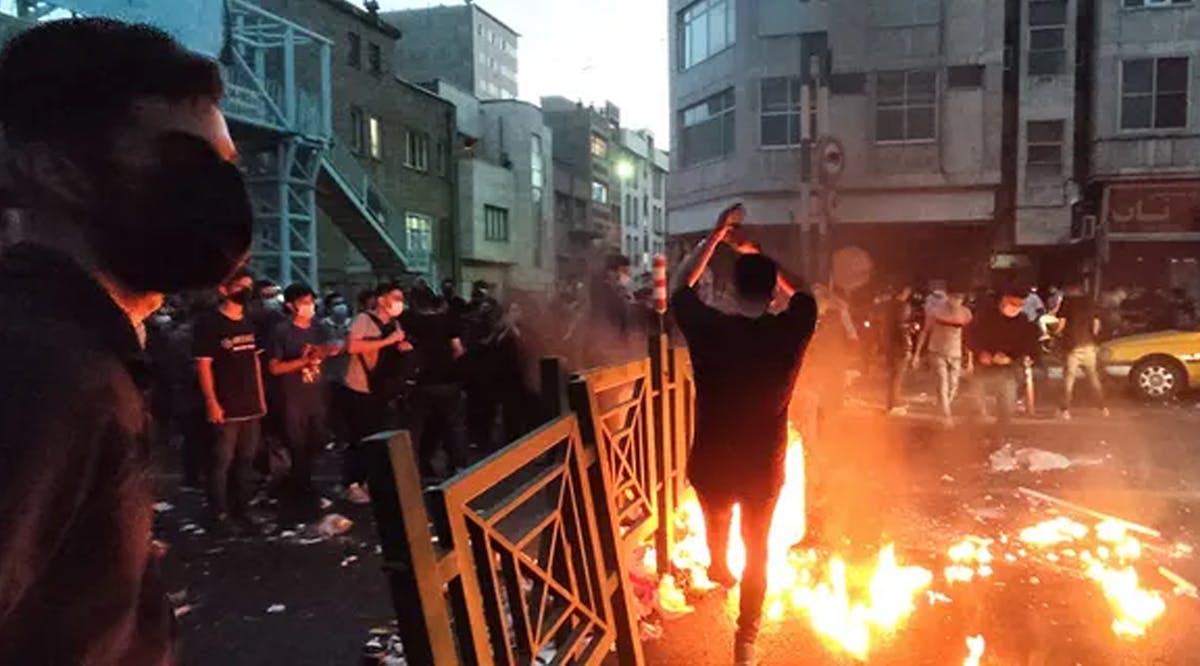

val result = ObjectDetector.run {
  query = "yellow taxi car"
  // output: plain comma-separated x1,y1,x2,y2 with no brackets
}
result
1100,330,1200,400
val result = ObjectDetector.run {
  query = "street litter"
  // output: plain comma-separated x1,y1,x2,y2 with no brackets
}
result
153,501,174,513
318,513,354,538
941,474,955,482
989,443,1103,473
341,555,359,567
266,604,286,614
173,604,193,619
319,497,333,510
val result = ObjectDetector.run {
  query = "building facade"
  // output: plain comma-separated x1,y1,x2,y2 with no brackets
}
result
383,3,519,100
429,80,555,294
616,129,670,273
542,96,624,280
667,0,1006,285
258,0,457,290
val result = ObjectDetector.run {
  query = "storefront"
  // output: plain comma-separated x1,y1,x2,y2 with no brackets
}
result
1101,179,1200,301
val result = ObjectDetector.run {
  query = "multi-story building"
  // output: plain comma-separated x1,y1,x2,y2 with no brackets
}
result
615,129,670,273
384,3,518,100
667,0,1007,285
257,0,457,290
542,96,624,280
428,80,555,294
1088,0,1200,298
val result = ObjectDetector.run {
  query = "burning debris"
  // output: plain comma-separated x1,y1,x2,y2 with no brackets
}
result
645,427,1197,662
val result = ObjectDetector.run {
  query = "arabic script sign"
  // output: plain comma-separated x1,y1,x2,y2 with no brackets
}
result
1107,181,1200,234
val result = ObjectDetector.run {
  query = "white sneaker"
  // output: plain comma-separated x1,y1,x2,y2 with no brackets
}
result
1100,407,1111,418
887,406,908,417
1058,410,1072,421
344,483,371,505
733,640,755,666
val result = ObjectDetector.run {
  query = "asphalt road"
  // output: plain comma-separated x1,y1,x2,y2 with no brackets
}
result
155,379,1200,665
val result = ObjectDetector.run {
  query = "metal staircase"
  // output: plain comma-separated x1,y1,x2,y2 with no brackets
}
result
2,0,412,287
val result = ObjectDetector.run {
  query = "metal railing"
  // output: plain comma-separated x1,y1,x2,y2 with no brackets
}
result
366,335,696,665
319,138,410,267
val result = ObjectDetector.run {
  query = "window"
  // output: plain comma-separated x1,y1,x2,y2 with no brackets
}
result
347,32,361,69
368,116,382,159
680,88,735,166
947,65,984,89
760,76,806,147
653,206,664,233
872,0,940,26
531,134,545,203
590,135,608,158
350,106,365,154
368,43,382,75
679,0,736,69
653,170,664,197
405,131,430,170
405,213,433,264
1028,0,1067,76
1026,120,1064,178
592,181,609,204
1122,57,1188,129
1123,0,1191,6
875,70,936,142
484,205,510,241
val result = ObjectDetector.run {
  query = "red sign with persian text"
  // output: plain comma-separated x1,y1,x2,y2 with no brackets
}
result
1106,180,1200,234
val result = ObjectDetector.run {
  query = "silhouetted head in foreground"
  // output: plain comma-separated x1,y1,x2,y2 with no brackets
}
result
733,253,778,317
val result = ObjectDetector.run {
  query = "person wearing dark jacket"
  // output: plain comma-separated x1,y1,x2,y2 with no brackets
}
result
671,204,817,666
966,287,1042,424
882,285,915,414
0,19,251,665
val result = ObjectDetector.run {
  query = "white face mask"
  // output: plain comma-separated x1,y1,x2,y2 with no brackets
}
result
296,303,316,319
388,301,404,318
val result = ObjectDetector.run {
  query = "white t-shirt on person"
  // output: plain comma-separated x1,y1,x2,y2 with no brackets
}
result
340,312,384,394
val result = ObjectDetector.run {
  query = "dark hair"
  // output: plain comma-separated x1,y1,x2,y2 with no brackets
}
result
355,289,374,311
604,254,631,272
223,267,253,287
999,284,1027,300
324,292,346,309
375,281,403,299
733,254,778,302
283,283,315,304
0,19,222,147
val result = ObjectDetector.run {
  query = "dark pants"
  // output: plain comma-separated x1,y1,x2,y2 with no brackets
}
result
466,379,500,454
696,485,780,643
277,402,326,496
408,383,470,479
886,353,910,410
209,418,262,518
339,384,386,487
181,408,210,488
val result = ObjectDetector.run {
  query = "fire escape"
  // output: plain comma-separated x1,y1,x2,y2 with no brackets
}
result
5,0,411,287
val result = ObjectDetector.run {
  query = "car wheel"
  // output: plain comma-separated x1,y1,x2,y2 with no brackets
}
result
1130,357,1186,401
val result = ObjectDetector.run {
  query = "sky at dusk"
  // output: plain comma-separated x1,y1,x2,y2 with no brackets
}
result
380,0,671,142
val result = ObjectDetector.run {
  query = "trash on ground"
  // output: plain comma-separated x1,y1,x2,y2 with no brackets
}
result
639,620,664,641
173,604,193,619
989,443,1102,473
153,501,174,513
266,604,286,614
341,555,359,567
318,513,354,538
940,474,955,482
319,497,334,510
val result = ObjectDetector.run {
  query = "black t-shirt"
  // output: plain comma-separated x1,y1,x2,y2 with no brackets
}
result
672,287,817,495
966,308,1040,362
402,308,464,386
1058,295,1098,348
193,310,265,420
268,319,330,412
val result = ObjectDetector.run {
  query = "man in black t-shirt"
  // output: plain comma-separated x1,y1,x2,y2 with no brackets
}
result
671,204,817,666
1056,283,1108,419
965,287,1041,424
268,284,341,508
194,270,268,530
403,285,469,480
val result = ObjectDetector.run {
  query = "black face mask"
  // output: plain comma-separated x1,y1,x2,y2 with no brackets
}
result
92,132,253,293
227,289,251,306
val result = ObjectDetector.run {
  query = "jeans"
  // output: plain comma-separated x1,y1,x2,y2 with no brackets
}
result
277,402,326,496
209,418,262,518
696,486,780,643
932,353,963,418
969,368,1019,424
407,383,470,478
1062,344,1105,410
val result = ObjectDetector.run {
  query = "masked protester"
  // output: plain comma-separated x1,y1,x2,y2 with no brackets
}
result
671,205,817,666
0,19,250,665
403,284,470,480
966,286,1041,425
337,283,411,504
193,270,269,534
